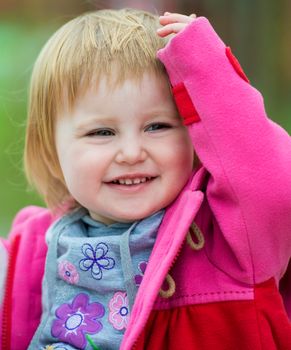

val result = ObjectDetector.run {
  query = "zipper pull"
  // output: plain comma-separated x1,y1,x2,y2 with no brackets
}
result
186,222,205,250
159,273,176,299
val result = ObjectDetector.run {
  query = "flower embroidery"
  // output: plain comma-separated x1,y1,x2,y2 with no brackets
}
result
134,261,148,286
79,242,115,280
108,292,129,331
51,293,104,349
58,260,79,285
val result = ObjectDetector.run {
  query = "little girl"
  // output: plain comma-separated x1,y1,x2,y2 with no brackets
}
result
1,8,291,350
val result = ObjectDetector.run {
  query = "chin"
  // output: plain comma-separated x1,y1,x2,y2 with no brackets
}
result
114,209,158,223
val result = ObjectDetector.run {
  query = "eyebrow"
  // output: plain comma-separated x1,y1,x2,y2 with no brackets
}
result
74,109,179,132
75,117,117,130
142,110,180,121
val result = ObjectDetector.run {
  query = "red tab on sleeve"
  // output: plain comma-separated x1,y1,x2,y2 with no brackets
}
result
225,47,250,83
172,83,200,125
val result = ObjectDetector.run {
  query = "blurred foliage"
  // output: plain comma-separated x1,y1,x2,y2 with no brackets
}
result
0,0,290,235
0,19,59,234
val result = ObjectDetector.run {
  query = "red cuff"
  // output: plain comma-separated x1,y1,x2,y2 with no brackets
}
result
172,83,200,125
225,47,250,84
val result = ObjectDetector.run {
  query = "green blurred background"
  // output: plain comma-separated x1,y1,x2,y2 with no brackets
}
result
1,0,291,235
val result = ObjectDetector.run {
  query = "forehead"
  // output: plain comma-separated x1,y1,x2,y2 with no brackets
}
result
74,71,175,115
58,64,168,112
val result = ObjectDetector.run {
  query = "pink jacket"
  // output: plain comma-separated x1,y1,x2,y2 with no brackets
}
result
0,206,53,350
1,17,291,350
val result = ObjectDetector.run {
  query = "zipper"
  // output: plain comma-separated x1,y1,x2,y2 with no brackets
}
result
1,234,21,350
130,220,205,349
130,234,187,350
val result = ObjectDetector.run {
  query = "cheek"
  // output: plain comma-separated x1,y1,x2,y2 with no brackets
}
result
61,148,114,192
157,137,193,188
60,160,83,192
157,138,193,207
58,150,92,188
171,134,194,171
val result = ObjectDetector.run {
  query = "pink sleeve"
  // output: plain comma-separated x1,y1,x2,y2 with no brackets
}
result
8,206,49,239
1,206,54,350
0,207,39,307
158,17,291,285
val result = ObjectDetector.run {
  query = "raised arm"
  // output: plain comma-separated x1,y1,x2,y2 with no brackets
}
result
157,14,291,284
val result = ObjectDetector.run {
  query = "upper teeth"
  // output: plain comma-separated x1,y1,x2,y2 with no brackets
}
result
112,177,151,185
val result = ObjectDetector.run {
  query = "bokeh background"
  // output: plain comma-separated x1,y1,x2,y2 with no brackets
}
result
1,0,291,235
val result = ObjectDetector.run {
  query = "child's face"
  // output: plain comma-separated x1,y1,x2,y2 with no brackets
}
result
55,72,193,224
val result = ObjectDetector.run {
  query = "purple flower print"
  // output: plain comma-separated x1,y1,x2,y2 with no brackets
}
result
58,260,79,285
135,261,148,286
108,292,129,331
79,242,115,280
51,293,104,349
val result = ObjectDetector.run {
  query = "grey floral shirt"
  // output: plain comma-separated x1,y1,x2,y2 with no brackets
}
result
28,207,164,350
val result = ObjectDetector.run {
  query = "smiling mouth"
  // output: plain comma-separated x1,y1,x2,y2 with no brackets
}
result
109,177,155,186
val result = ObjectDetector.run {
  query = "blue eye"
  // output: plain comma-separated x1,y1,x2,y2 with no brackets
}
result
87,129,115,137
145,123,171,132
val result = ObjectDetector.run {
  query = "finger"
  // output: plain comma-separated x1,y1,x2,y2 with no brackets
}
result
159,13,194,26
157,23,188,37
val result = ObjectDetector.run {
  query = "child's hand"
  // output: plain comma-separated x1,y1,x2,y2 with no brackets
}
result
157,12,196,38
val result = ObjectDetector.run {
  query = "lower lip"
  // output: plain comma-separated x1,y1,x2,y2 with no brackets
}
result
105,178,155,193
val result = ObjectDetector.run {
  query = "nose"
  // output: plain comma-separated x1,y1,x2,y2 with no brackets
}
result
115,135,147,165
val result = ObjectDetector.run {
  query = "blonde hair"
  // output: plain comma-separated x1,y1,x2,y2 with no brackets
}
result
24,8,168,212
